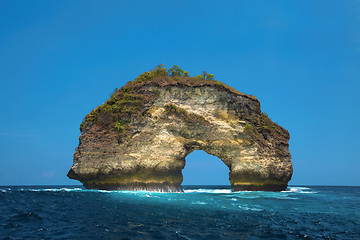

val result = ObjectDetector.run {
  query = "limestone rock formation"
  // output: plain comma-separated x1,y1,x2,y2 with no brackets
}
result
68,65,293,192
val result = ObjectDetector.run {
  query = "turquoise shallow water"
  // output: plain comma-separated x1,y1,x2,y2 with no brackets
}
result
0,185,359,239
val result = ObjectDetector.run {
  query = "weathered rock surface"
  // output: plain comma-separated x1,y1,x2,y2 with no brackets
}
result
68,67,292,192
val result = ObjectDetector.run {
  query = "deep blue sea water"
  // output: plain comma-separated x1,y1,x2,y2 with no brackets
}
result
0,185,359,240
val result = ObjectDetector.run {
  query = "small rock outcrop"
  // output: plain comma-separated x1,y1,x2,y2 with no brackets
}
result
68,65,293,192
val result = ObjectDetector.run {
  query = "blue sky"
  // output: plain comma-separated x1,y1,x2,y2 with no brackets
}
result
0,0,359,186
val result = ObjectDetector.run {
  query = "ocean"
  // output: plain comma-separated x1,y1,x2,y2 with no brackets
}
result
0,185,359,239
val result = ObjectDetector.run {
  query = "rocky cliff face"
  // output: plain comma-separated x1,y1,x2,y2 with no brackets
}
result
68,66,292,192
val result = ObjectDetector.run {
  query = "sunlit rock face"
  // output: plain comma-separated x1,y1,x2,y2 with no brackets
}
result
68,71,292,192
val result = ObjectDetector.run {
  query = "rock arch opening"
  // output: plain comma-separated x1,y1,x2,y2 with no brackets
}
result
182,150,230,186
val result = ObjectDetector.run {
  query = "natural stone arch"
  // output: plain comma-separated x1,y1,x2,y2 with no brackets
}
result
68,69,292,192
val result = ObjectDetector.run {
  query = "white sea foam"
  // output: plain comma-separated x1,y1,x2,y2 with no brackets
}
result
98,190,108,193
282,187,317,194
227,191,299,200
184,189,231,194
236,204,263,211
16,187,314,197
239,206,263,211
22,188,84,192
59,188,82,192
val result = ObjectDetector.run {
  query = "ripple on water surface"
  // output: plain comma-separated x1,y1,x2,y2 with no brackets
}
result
0,185,359,239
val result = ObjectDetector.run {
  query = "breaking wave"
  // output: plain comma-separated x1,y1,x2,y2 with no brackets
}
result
1,186,317,196
184,189,231,194
282,186,318,194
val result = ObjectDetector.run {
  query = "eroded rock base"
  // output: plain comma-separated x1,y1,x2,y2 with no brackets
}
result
83,183,184,192
82,183,287,192
231,184,288,192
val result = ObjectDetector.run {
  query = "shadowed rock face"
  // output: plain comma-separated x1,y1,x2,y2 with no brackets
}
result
68,73,292,192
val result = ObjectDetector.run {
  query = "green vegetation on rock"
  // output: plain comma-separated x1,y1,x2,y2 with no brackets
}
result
261,112,275,131
79,65,258,141
243,123,262,143
168,65,189,77
244,123,256,135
